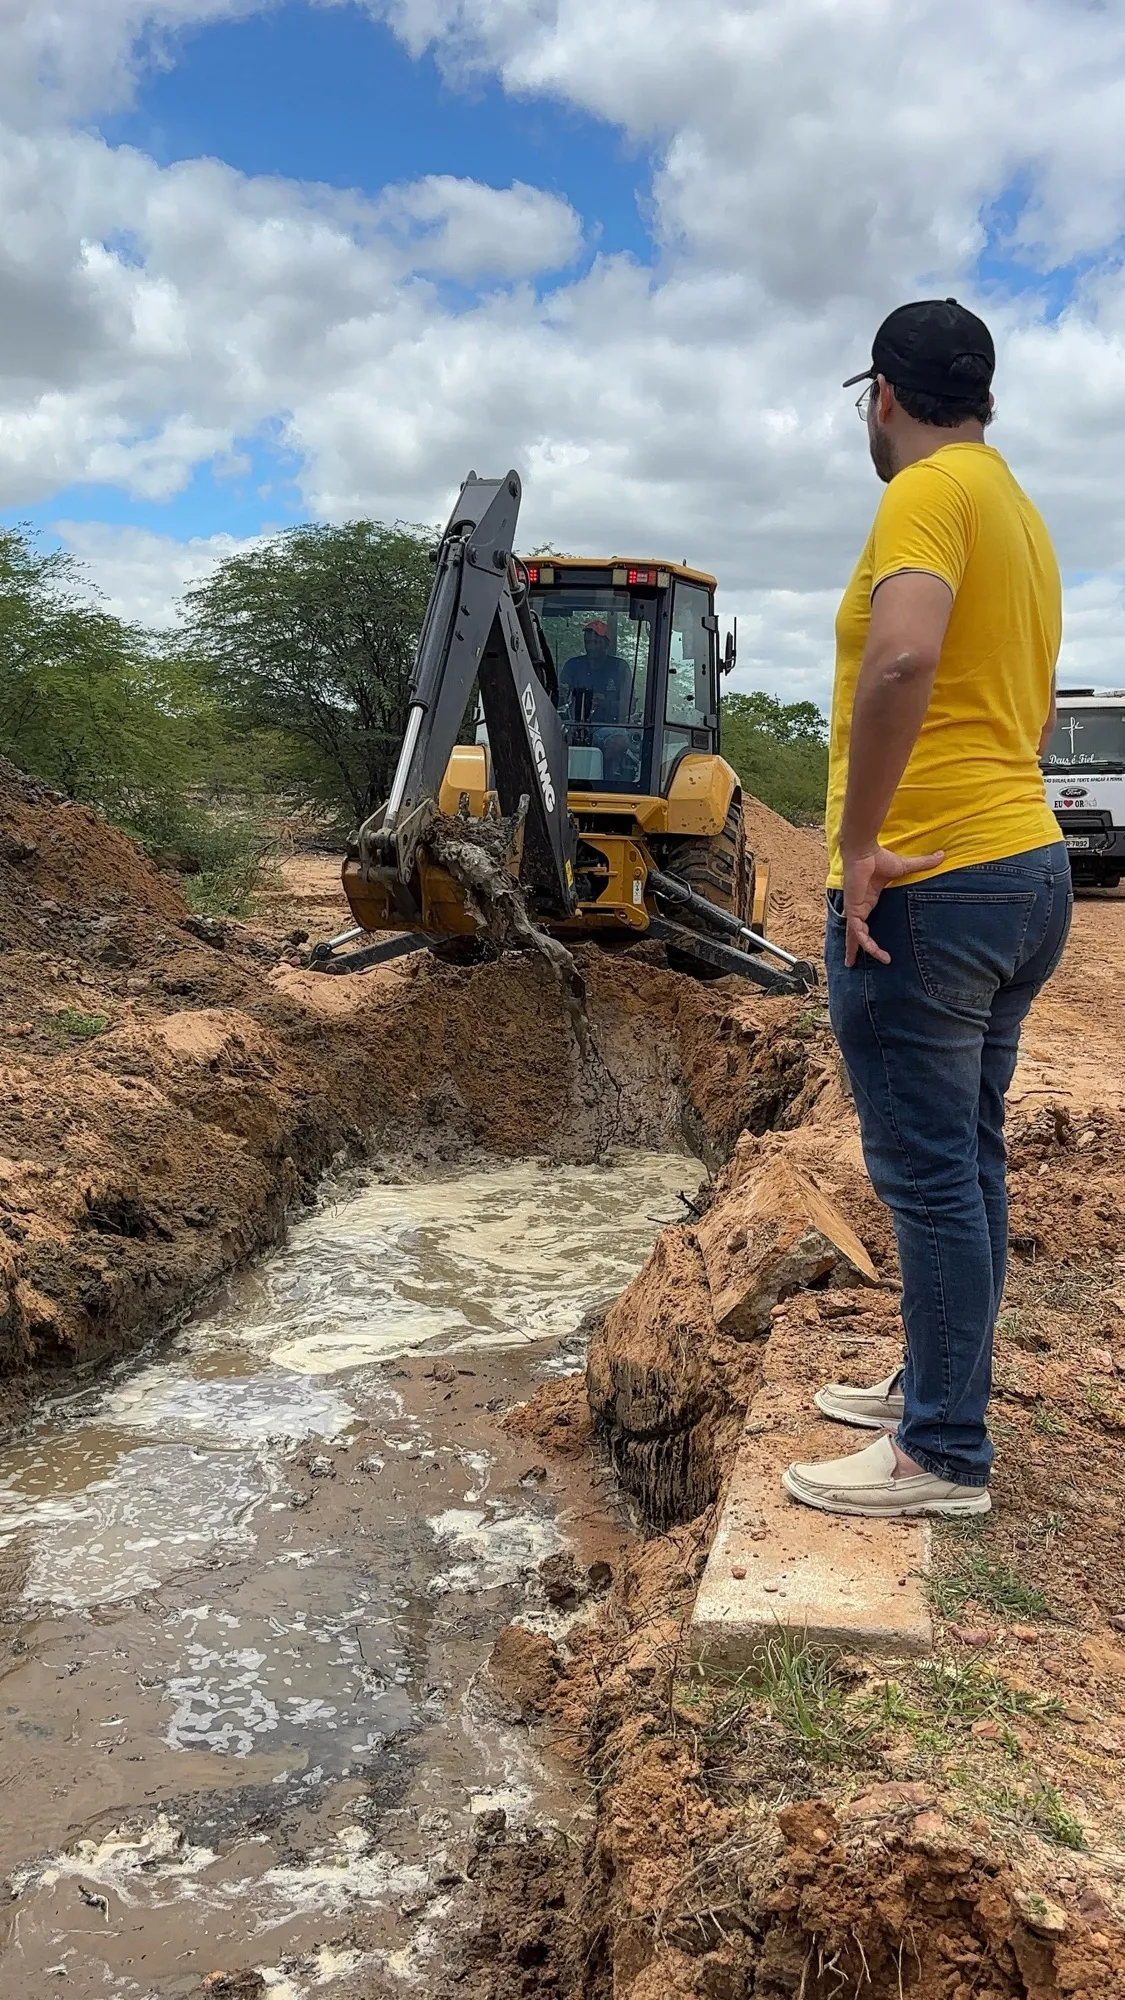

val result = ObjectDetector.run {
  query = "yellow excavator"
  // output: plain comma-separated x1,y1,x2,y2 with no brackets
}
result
318,469,814,995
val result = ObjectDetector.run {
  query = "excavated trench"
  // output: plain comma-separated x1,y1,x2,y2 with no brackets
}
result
0,1147,708,1996
0,842,821,1998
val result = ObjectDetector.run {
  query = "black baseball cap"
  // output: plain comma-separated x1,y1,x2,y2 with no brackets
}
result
844,298,995,401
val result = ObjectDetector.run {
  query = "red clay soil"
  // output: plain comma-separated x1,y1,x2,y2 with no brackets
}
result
743,793,827,959
12,757,1124,1993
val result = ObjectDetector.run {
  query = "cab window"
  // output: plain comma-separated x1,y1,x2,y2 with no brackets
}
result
529,584,655,790
666,582,714,728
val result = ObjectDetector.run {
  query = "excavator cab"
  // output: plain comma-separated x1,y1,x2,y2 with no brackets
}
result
527,559,721,799
334,470,812,994
517,558,770,948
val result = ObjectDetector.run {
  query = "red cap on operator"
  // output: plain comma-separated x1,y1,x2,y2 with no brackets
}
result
584,619,609,637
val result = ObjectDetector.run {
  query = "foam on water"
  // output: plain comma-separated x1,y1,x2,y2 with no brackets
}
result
8,1444,268,1606
427,1504,563,1595
161,1589,415,1757
1,1155,687,1608
197,1151,693,1373
101,1365,356,1445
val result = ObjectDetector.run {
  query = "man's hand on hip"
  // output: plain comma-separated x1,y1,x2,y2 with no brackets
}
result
841,844,945,967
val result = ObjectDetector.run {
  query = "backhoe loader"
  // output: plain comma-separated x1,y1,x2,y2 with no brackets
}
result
323,470,814,995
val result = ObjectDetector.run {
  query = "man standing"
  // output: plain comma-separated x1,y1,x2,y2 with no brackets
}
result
784,299,1071,1520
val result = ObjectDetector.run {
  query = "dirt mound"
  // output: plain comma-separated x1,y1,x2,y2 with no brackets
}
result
585,1737,1123,1995
503,1371,594,1459
742,791,827,959
433,1820,587,1999
0,759,184,954
588,1224,756,1529
448,1470,1125,1996
586,1090,895,1529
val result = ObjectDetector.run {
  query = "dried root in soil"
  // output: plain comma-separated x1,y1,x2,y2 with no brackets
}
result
426,807,590,1051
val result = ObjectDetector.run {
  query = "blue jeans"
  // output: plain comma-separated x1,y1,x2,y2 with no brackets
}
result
826,842,1072,1486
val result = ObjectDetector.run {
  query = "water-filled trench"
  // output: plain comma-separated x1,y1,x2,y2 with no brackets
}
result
0,1149,694,1997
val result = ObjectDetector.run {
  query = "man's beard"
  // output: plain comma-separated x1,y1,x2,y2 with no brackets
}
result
868,420,896,485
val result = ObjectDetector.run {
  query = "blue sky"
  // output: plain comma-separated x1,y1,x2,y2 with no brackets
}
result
22,1,1085,553
103,2,653,260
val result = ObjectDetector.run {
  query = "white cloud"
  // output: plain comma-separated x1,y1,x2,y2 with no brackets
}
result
1054,575,1125,696
374,175,581,281
0,0,1124,695
0,1,268,124
368,0,1125,283
54,520,261,624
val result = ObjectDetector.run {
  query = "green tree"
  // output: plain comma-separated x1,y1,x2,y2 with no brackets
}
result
184,520,436,823
0,525,274,917
0,526,201,803
721,690,829,825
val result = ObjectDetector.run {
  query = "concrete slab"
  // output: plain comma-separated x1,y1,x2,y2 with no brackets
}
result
690,1417,933,1665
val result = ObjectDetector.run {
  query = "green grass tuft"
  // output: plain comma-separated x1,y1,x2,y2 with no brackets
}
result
929,1522,1050,1620
749,1636,874,1766
1028,1784,1089,1850
989,1780,1088,1851
914,1656,1058,1728
45,1008,108,1041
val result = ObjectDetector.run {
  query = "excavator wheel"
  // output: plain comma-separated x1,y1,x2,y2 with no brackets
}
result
661,793,758,978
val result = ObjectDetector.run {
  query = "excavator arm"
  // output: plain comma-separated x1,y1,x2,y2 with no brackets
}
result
356,469,577,921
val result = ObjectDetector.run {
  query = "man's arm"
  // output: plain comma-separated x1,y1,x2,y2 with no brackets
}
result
838,571,953,966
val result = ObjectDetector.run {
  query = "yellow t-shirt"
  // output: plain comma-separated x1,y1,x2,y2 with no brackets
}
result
826,442,1061,888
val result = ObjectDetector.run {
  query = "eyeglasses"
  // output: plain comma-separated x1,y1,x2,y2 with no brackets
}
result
855,382,876,420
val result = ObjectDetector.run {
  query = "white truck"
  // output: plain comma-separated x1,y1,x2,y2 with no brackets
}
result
1042,688,1125,888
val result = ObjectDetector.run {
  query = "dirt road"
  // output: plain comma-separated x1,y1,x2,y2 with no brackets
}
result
1017,891,1125,1113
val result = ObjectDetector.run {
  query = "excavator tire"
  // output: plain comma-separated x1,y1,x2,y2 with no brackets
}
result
661,793,757,978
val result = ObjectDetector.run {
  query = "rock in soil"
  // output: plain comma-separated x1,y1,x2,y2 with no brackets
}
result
484,1624,561,1721
538,1550,590,1609
696,1153,878,1337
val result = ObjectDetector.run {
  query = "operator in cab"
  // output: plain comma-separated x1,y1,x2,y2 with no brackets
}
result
558,620,629,725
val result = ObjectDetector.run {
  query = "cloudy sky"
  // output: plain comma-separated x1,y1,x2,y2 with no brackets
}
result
2,0,1124,710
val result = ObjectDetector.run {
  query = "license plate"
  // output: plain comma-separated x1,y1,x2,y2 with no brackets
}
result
1064,835,1090,850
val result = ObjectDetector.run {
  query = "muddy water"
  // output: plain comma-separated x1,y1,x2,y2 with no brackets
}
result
0,1150,694,1999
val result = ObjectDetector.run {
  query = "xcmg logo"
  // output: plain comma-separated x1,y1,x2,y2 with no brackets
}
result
521,683,556,814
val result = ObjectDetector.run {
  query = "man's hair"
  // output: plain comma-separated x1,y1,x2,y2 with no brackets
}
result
890,379,993,428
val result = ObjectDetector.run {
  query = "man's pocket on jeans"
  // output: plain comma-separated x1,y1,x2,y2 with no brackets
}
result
906,889,1037,1006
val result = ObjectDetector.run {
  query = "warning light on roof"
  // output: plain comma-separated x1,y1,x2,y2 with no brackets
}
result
626,568,655,585
525,565,538,582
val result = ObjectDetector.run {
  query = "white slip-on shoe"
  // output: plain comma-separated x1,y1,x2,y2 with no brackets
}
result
782,1432,991,1519
814,1368,904,1430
